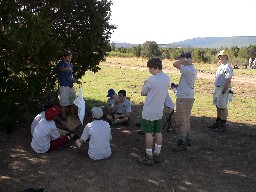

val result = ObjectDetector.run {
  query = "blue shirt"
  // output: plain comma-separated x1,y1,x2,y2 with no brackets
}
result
56,60,74,87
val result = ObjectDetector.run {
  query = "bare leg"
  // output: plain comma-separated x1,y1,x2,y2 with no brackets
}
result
145,133,154,149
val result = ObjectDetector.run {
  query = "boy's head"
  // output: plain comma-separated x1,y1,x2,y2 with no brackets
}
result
45,106,61,121
91,107,103,119
107,89,115,97
180,52,192,59
147,58,162,70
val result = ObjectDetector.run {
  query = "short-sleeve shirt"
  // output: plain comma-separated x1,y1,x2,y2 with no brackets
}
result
56,60,74,87
31,111,45,135
115,98,132,114
177,64,197,98
81,120,112,160
142,72,170,121
106,98,116,108
31,118,60,153
214,63,233,86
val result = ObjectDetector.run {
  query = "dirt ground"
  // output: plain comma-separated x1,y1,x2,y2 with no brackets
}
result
1,66,256,192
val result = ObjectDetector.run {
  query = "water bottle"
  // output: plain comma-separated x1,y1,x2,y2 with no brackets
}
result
171,83,178,94
228,90,233,102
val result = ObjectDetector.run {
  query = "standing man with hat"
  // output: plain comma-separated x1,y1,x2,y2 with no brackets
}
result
172,52,197,152
209,50,233,132
56,50,80,120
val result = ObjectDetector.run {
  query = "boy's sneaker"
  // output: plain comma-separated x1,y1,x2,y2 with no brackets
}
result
208,121,221,129
214,123,227,133
172,140,187,152
138,153,154,165
153,152,161,164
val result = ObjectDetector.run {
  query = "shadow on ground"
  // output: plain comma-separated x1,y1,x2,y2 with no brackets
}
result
0,101,256,192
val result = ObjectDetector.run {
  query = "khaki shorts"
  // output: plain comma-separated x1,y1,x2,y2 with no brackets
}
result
175,98,194,128
58,86,76,106
213,87,229,108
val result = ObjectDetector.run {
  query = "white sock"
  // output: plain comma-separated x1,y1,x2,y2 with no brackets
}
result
146,148,153,156
155,143,162,154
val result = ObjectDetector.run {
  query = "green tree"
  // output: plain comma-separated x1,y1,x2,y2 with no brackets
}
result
0,0,115,131
141,41,162,58
131,45,141,57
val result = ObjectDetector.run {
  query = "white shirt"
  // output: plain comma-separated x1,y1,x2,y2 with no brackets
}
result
214,63,233,86
81,120,112,160
31,118,60,153
115,99,132,114
142,72,170,121
31,111,45,135
177,65,197,98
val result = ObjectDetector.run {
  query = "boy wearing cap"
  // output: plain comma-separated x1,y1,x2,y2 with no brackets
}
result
172,52,197,152
56,50,80,120
31,106,71,153
74,107,112,160
103,89,118,117
139,58,170,165
106,90,132,125
209,50,233,132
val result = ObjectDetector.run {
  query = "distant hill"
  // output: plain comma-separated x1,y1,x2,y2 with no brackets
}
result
113,36,256,49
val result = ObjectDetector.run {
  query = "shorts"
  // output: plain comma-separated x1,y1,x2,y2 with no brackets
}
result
175,98,194,128
58,86,76,106
141,119,162,133
213,87,229,108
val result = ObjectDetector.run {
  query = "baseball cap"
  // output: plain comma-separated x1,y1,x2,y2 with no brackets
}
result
180,52,192,59
106,89,115,97
45,106,61,121
91,107,103,119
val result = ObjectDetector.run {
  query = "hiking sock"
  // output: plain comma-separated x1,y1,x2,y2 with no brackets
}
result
154,143,162,154
146,148,153,156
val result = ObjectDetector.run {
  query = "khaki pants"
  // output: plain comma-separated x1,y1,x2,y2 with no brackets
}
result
175,98,194,137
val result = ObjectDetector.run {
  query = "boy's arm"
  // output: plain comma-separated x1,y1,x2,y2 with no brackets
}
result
173,59,192,69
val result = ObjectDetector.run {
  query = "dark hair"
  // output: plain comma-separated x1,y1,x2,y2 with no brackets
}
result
43,102,54,111
147,58,162,70
62,50,72,57
118,90,126,97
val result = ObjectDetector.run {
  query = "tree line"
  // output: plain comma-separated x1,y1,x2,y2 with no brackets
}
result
110,41,256,65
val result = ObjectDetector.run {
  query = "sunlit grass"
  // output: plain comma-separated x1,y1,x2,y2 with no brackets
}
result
78,57,255,125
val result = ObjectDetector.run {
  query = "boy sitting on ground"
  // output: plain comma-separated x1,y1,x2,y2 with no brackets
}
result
31,106,73,153
105,90,132,125
103,88,118,117
74,107,112,160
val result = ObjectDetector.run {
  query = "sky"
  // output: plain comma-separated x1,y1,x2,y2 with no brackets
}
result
109,0,256,44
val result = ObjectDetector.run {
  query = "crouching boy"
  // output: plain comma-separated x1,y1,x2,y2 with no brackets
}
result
74,107,112,160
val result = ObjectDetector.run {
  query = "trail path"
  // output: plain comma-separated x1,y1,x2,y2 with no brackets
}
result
101,62,256,85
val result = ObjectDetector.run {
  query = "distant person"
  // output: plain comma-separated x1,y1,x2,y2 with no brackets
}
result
105,90,132,125
208,50,233,132
103,89,118,117
31,106,72,153
172,52,197,152
138,58,170,165
248,57,253,68
55,50,80,120
74,107,112,160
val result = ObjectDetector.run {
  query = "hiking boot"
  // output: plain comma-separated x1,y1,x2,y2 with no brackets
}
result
153,152,161,164
208,121,221,129
138,153,154,165
172,140,187,152
214,123,227,133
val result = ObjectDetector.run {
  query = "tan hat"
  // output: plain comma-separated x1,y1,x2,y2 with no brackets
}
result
218,50,228,56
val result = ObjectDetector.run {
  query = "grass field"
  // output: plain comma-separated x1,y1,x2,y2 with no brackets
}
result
78,57,256,125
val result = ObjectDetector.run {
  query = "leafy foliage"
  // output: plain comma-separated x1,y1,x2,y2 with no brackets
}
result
0,0,115,131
